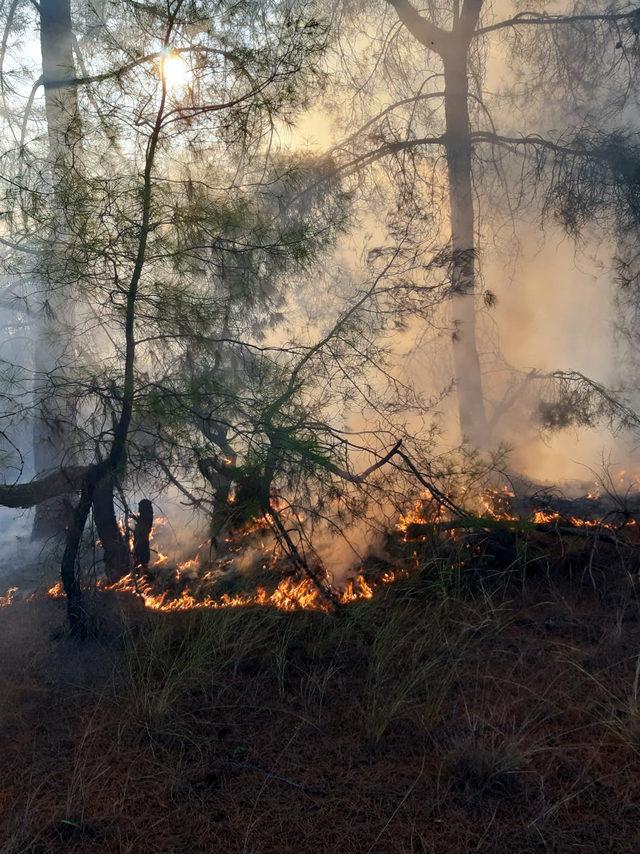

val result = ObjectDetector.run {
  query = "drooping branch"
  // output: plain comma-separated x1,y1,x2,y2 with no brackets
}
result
330,131,597,189
328,127,640,190
470,131,612,158
329,92,446,157
484,366,640,435
539,370,640,433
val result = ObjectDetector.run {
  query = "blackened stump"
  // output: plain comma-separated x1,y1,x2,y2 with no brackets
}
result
133,499,153,569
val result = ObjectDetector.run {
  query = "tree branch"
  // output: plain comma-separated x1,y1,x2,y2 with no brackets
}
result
470,130,634,159
458,0,484,42
386,0,449,54
333,134,446,176
475,8,640,37
328,127,638,185
329,91,446,156
0,465,88,508
318,440,403,483
48,45,240,89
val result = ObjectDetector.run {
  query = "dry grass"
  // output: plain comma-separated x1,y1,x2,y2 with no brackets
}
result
1,545,640,852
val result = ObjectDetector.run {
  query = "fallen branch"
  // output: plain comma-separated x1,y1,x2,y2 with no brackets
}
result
407,515,636,547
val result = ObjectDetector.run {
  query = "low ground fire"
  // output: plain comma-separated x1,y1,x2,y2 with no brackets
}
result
5,480,638,620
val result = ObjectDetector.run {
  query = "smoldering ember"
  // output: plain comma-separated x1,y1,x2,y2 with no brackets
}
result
3,3,640,853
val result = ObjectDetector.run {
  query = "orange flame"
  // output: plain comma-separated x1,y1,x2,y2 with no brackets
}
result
47,581,65,599
97,569,398,614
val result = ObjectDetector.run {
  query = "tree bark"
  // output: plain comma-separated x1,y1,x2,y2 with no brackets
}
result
443,45,488,447
60,480,92,639
32,0,81,539
384,1,488,446
93,474,130,581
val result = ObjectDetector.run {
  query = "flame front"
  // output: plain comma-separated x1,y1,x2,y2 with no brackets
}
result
98,570,394,613
2,486,632,617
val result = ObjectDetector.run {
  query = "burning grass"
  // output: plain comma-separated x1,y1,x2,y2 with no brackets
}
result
98,571,382,613
5,481,640,619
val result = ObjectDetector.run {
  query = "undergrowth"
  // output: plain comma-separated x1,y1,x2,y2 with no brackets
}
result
2,542,640,853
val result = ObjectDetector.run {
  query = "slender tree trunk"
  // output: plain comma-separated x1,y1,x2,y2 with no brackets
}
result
56,32,169,628
443,48,488,447
32,0,80,539
60,480,92,638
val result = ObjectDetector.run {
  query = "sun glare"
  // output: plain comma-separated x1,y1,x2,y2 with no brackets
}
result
161,51,189,89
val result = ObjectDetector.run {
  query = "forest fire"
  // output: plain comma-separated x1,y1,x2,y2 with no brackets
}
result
25,509,396,614
3,1,640,850
4,484,637,616
395,483,640,540
396,491,450,540
93,483,640,615
0,559,389,614
176,555,201,574
99,509,395,614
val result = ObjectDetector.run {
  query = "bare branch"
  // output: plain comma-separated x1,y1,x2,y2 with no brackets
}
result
475,8,640,38
317,440,403,483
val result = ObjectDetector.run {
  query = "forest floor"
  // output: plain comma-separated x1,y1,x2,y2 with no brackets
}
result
1,535,640,853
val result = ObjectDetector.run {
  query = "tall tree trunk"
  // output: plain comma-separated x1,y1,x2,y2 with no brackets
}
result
443,48,488,447
32,0,80,539
55,8,172,633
